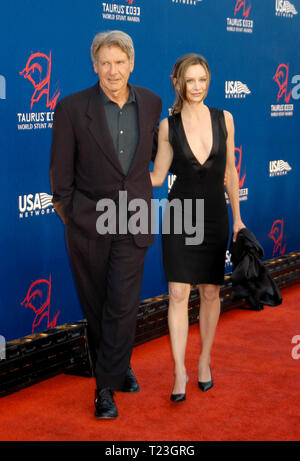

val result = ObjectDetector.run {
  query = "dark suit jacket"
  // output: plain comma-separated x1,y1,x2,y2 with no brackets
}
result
229,228,282,308
50,83,162,247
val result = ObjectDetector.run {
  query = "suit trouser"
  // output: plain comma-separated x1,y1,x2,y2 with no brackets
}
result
65,224,147,390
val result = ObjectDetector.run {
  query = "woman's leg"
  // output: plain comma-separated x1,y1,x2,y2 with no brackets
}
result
197,284,221,382
168,281,191,394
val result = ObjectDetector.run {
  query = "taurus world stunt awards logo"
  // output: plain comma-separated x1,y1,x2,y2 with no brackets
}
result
271,63,294,116
101,0,141,23
18,51,60,130
227,0,254,33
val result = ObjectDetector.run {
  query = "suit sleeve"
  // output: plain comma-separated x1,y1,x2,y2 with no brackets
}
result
151,97,162,162
49,101,75,224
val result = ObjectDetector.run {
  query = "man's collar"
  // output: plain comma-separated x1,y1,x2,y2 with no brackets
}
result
98,83,136,105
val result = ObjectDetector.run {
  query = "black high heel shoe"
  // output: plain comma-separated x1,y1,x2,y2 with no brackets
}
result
170,392,186,402
170,375,188,402
198,366,213,392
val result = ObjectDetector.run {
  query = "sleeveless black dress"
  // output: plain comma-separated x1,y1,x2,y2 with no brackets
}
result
162,107,229,285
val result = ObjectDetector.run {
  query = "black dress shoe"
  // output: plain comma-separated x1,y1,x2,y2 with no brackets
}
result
170,393,186,402
121,365,140,393
170,375,188,402
198,367,214,392
94,388,118,419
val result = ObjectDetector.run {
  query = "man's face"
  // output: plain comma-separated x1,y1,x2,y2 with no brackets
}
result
93,45,134,98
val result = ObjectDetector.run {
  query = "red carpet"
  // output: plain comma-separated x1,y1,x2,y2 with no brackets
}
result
0,284,299,441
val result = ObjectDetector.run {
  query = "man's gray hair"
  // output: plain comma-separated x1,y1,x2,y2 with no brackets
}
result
91,30,135,63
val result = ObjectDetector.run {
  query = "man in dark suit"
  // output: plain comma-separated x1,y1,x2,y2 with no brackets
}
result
50,30,162,419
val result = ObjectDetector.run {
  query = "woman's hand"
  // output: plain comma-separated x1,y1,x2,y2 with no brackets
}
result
233,220,246,242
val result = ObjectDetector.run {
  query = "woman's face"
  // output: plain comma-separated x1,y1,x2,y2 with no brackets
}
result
184,64,209,104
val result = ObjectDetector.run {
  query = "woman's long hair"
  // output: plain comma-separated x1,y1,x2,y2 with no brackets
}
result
171,54,211,115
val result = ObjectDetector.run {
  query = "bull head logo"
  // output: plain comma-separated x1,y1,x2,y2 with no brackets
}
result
235,145,246,188
21,275,60,333
268,219,287,257
273,64,292,103
20,52,60,110
234,0,251,18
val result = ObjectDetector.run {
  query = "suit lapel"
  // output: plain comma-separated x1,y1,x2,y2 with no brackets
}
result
86,83,124,175
126,86,147,175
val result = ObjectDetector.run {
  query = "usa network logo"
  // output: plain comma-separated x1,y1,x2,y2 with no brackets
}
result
275,0,298,17
18,51,60,131
102,0,141,23
269,159,292,176
227,0,254,33
171,0,203,5
225,80,251,99
19,192,55,219
271,63,300,116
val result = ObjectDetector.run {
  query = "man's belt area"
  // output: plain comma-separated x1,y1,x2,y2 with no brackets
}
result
76,187,125,203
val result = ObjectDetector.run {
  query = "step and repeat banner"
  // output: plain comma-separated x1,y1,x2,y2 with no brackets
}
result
0,0,299,341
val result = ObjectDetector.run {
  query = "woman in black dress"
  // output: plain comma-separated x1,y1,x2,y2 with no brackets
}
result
150,54,245,401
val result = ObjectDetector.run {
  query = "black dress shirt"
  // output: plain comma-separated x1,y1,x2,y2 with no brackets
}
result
99,84,139,175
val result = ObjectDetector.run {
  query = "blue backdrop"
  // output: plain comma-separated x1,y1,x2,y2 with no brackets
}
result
0,0,299,341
